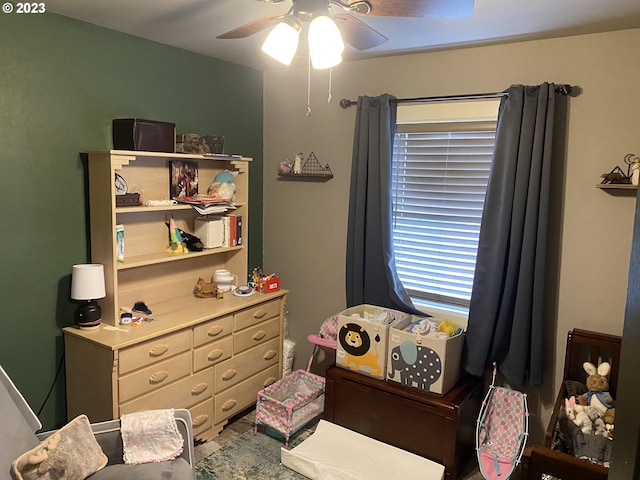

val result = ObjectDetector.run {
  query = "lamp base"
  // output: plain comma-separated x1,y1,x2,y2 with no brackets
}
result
78,322,101,331
75,301,102,330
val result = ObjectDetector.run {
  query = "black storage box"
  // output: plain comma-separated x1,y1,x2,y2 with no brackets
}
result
115,193,141,207
112,118,176,153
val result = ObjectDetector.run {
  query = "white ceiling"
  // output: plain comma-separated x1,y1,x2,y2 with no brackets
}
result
46,0,640,71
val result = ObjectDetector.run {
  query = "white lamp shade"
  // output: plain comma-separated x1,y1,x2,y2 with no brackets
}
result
261,17,302,66
308,15,344,69
71,264,106,300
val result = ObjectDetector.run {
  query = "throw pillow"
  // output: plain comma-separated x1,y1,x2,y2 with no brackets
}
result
11,414,108,480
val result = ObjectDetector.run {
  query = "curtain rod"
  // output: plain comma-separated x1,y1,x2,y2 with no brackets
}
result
338,84,574,109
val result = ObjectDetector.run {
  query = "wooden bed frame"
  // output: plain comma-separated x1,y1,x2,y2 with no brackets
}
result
519,328,621,480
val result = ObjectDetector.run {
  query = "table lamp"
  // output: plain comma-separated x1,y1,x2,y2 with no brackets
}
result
71,264,106,330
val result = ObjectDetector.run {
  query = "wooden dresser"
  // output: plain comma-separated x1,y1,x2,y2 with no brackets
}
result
324,365,481,479
64,292,286,442
64,149,287,442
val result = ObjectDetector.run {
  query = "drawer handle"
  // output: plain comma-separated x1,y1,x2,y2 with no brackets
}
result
207,349,224,361
149,371,169,384
264,377,277,387
221,399,237,412
192,414,208,428
263,350,277,361
207,325,224,337
253,309,268,319
222,369,237,381
149,344,169,357
252,331,267,341
191,383,208,395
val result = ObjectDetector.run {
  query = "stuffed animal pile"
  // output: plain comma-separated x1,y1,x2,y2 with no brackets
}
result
564,361,615,438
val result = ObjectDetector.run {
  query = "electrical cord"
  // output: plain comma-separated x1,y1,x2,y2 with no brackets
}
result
37,353,65,417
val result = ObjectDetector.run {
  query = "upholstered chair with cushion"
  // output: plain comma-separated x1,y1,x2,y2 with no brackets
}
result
1,365,195,479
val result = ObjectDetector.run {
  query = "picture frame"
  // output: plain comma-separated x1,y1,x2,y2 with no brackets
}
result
170,160,198,198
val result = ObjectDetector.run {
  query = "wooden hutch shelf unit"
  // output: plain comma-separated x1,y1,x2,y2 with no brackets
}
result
63,150,287,442
324,365,482,480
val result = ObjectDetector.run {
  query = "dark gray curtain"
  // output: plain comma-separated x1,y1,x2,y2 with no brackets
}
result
462,83,557,386
345,94,422,314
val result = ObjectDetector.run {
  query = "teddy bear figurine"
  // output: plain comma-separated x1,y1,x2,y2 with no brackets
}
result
581,361,615,427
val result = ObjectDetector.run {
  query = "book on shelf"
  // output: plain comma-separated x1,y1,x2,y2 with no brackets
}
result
173,195,236,215
174,195,228,206
221,214,242,247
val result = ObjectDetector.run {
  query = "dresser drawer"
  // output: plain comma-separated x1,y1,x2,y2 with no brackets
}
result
190,397,214,438
119,350,191,403
234,299,280,331
193,336,233,372
234,317,280,354
214,338,280,393
193,315,233,348
119,329,192,375
215,364,280,424
119,367,213,415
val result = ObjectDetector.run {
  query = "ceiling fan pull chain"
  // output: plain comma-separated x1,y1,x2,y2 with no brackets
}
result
306,55,312,117
328,68,332,104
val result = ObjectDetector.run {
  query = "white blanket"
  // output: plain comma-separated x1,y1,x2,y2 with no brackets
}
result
121,409,183,464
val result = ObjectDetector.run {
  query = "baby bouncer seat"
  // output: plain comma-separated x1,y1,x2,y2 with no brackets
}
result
476,363,529,480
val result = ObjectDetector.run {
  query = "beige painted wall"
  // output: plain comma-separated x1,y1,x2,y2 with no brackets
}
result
263,28,640,441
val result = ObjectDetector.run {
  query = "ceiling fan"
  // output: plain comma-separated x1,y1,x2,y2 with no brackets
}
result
217,0,475,52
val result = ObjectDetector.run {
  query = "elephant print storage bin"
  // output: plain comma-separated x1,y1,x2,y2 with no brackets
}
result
335,304,411,380
387,318,464,395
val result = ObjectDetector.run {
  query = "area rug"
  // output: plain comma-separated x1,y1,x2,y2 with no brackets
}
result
196,427,315,480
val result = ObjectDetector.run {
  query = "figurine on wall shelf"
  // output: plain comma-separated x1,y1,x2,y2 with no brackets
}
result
600,165,630,185
624,153,640,186
293,153,303,174
279,159,293,174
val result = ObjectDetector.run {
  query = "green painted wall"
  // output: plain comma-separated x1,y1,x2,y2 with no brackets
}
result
0,12,264,430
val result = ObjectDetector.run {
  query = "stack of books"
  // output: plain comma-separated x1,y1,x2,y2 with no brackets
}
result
173,195,236,215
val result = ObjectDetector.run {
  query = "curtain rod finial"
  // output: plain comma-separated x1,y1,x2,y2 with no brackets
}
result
339,98,353,109
556,84,580,96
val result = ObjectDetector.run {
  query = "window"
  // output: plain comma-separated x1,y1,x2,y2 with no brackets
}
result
391,102,498,309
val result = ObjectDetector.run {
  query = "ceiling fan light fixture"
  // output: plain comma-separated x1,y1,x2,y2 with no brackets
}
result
261,15,302,65
308,14,344,69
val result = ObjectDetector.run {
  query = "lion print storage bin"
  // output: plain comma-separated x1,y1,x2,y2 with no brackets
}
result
335,304,411,380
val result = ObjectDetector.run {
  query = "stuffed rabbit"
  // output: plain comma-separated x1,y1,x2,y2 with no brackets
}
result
565,395,593,434
582,362,615,426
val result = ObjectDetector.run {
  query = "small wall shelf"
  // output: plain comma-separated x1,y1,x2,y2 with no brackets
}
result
278,172,333,181
277,152,333,181
596,184,637,190
596,184,638,195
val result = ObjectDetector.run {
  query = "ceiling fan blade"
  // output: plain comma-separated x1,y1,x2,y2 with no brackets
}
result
217,14,284,39
333,13,388,50
360,0,474,19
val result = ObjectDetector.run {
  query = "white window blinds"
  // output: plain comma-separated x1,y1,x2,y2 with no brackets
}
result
391,121,496,307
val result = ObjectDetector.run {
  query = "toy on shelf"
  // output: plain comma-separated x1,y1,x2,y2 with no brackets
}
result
248,267,281,293
207,170,237,203
165,222,203,252
166,216,188,254
193,278,222,298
